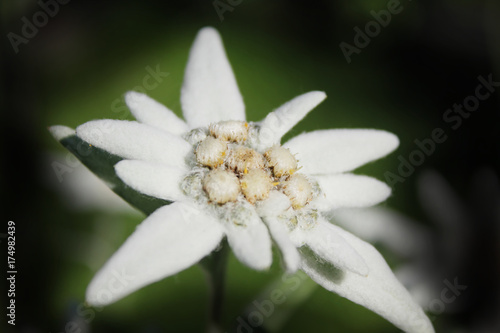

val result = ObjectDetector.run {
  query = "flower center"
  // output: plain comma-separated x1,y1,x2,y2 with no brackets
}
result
185,120,315,208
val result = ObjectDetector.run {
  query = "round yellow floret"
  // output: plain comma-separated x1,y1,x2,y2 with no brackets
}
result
195,137,227,168
240,169,273,204
209,120,248,143
264,145,298,178
202,169,240,204
226,146,265,174
282,173,313,209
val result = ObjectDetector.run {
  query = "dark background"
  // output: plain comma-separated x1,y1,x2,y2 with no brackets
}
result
2,0,499,332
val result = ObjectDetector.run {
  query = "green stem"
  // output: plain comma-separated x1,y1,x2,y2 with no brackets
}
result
200,240,230,333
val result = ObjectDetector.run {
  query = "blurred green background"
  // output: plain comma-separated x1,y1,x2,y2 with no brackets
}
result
2,0,499,332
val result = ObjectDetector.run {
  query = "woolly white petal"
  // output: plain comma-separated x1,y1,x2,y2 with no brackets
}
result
284,129,399,174
181,27,245,128
86,202,224,306
300,226,434,333
125,91,188,135
115,160,187,202
264,216,300,273
252,91,326,151
49,125,75,141
76,120,191,167
292,218,368,276
222,204,272,270
313,174,391,210
333,207,431,258
255,190,292,218
256,191,299,272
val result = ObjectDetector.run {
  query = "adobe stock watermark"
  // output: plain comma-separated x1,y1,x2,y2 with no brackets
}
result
231,234,341,332
7,0,71,54
339,0,407,64
213,0,243,21
385,74,499,187
51,65,169,183
109,65,169,120
232,271,309,333
402,277,467,332
427,277,467,315
51,268,135,333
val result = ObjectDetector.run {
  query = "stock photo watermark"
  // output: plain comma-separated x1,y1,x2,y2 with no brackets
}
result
427,277,467,315
51,268,135,333
213,0,243,21
231,234,341,332
385,74,499,187
51,64,169,183
339,0,408,63
6,221,17,326
232,271,310,333
7,0,71,54
401,276,468,332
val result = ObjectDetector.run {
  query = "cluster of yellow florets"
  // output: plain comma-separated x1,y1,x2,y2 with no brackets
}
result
194,120,313,209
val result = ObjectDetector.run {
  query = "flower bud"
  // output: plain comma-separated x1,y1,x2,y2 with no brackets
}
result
209,120,248,142
264,145,298,178
240,169,273,204
282,174,313,209
203,169,240,204
196,137,227,168
226,146,265,174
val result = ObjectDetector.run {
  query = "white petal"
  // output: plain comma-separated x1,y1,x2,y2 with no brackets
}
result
263,216,300,273
125,91,189,135
86,202,224,306
255,191,298,272
284,129,399,174
76,120,192,167
115,160,187,202
222,203,272,270
49,125,75,141
255,190,292,218
300,226,434,333
333,207,431,258
312,174,391,210
181,27,245,128
251,91,326,151
291,218,368,276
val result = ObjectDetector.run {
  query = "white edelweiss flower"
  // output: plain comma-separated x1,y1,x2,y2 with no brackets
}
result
56,27,433,333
